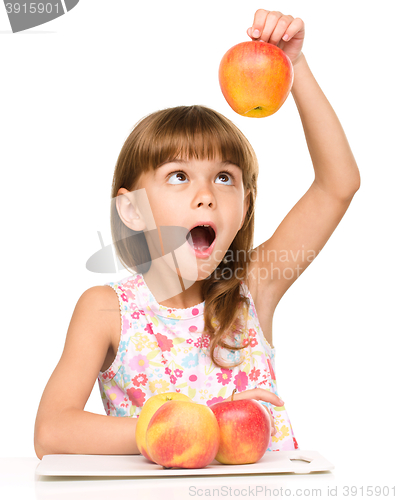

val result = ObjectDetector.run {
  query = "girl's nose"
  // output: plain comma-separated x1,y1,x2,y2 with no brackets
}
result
192,186,216,209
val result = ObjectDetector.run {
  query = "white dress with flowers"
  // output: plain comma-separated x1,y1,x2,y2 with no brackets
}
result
97,272,299,451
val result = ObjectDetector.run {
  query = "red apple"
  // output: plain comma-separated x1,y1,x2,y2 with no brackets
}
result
146,400,220,469
219,41,294,118
209,388,271,465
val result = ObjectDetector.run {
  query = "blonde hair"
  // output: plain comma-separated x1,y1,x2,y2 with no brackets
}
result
110,105,259,369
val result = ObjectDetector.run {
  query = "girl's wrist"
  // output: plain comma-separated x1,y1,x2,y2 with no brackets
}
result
292,51,305,68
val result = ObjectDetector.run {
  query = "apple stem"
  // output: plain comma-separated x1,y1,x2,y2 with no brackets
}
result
231,388,237,401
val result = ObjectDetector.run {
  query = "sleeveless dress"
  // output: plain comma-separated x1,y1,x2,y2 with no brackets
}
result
97,272,299,452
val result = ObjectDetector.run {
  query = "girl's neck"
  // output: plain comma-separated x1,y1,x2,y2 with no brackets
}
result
142,263,204,310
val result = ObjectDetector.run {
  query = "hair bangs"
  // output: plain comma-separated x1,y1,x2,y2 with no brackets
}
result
137,105,250,174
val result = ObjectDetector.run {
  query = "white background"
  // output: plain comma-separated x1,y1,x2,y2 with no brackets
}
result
0,0,398,488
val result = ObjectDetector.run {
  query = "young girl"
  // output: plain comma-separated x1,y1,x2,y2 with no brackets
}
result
34,10,360,459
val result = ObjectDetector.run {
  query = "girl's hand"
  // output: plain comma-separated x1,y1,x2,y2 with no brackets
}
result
246,9,305,66
221,388,284,436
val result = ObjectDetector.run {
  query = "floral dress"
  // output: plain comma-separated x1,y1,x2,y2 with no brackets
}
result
97,272,299,451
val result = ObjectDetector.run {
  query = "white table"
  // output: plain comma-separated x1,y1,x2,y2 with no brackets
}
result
0,455,396,500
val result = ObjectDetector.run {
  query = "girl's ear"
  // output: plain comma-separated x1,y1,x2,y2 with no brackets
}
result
116,188,146,231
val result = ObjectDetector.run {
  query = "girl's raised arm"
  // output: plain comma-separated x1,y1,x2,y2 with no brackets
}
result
246,11,360,310
34,286,139,459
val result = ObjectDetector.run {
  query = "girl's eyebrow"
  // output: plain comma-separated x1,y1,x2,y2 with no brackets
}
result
156,159,240,170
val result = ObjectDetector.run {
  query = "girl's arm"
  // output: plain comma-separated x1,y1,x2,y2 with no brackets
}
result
246,11,361,309
290,53,361,198
34,286,140,459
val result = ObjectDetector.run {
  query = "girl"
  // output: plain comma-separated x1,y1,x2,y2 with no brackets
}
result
34,10,360,459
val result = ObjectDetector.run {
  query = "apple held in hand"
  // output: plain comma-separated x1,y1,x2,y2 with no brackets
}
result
210,388,271,465
135,392,192,462
219,41,294,118
146,400,220,469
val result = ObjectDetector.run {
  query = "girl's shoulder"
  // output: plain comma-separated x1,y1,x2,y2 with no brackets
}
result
97,285,123,368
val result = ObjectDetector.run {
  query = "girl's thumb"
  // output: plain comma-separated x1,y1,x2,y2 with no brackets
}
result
257,389,284,407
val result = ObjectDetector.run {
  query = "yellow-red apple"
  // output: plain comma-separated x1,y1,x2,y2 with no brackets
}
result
209,388,271,464
146,400,220,469
135,392,192,462
219,41,294,117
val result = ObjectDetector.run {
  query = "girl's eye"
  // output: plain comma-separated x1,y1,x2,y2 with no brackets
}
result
167,171,234,185
216,173,234,185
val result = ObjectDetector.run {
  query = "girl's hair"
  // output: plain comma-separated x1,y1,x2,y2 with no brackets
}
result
110,105,259,369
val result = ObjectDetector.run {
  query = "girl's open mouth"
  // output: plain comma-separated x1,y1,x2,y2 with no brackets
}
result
185,225,217,259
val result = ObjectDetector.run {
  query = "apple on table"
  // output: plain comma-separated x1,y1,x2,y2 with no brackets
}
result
135,391,192,462
209,388,272,465
146,399,220,469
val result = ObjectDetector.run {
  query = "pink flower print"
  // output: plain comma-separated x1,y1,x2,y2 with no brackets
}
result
125,289,135,301
206,396,224,407
126,387,146,407
249,367,260,382
174,369,183,378
132,373,148,387
186,370,207,389
129,354,149,372
161,358,168,365
260,353,267,367
249,337,258,348
155,333,173,352
201,334,210,348
145,323,154,335
105,384,125,406
120,292,129,303
165,367,172,375
186,339,193,344
234,370,249,391
170,374,177,384
131,311,140,320
122,316,130,335
176,389,181,393
102,369,115,381
267,358,276,380
216,368,232,386
248,328,256,338
125,278,136,289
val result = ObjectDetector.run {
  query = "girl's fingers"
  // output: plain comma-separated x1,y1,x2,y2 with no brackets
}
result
249,8,269,39
259,11,284,43
249,10,285,42
264,406,277,436
227,388,284,408
268,15,295,45
247,11,302,47
255,388,284,408
282,17,305,42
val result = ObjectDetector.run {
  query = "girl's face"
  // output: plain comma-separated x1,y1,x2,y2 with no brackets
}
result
117,156,250,282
